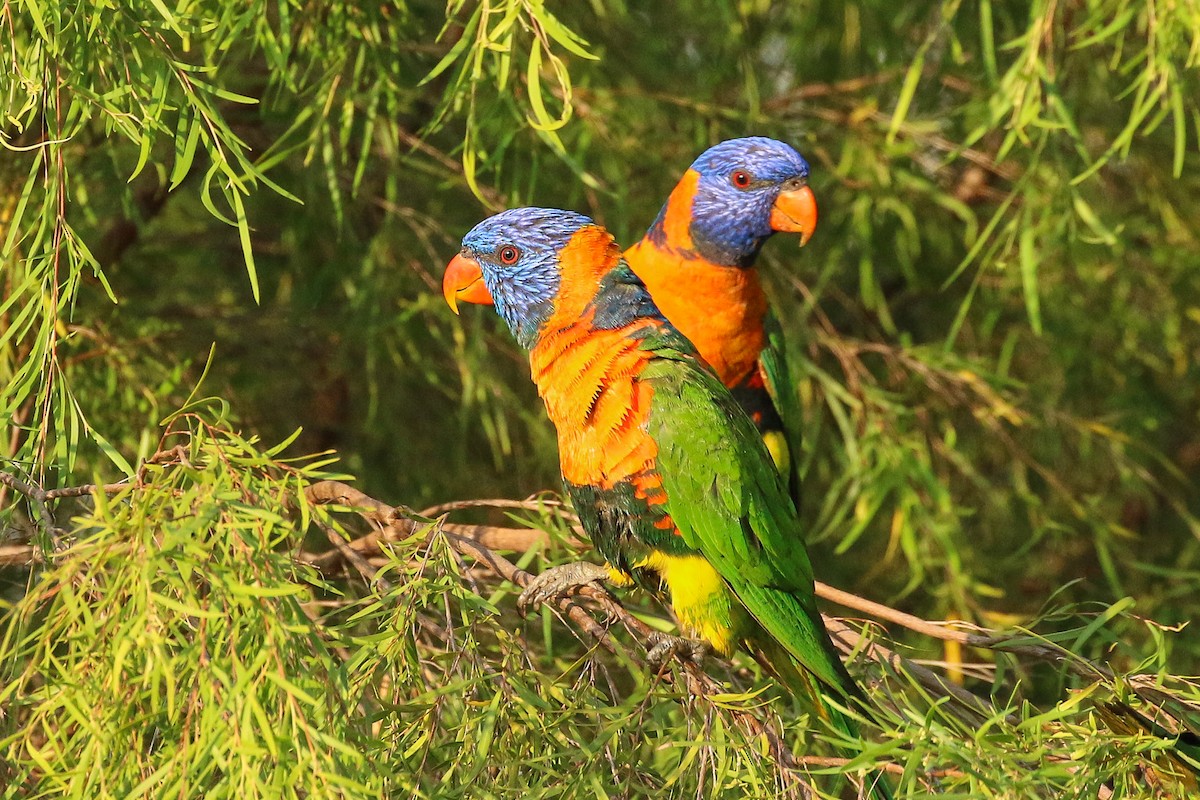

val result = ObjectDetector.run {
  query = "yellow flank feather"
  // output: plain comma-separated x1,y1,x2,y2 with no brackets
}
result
762,430,790,474
637,551,742,656
605,565,636,587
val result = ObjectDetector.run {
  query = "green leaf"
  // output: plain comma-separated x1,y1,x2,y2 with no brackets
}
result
230,186,260,303
419,5,481,86
888,48,925,143
145,0,185,37
1018,225,1042,335
169,111,202,190
1171,83,1187,178
538,8,599,60
20,0,51,41
2,148,44,258
90,426,135,477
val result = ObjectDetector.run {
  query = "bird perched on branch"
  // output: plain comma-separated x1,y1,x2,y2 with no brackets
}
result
443,207,890,799
624,137,816,484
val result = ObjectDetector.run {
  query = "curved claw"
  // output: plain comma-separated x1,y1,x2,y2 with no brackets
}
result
518,561,611,616
645,632,708,671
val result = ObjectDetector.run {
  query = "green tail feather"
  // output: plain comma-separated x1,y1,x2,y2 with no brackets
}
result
757,640,895,800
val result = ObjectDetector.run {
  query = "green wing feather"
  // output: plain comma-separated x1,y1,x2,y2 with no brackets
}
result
642,336,855,697
758,312,805,498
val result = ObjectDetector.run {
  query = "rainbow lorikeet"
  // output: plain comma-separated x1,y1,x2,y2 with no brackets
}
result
443,208,890,798
624,137,816,481
445,137,816,488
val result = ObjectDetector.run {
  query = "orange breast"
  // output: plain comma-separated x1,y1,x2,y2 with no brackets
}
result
625,240,767,389
529,315,663,489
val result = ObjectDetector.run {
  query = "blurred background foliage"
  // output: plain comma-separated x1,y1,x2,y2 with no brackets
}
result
3,0,1200,796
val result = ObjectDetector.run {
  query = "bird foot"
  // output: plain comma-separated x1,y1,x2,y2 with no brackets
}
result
645,632,708,670
518,561,610,616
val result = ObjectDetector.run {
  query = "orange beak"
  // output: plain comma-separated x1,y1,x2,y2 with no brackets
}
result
442,252,494,314
769,184,818,246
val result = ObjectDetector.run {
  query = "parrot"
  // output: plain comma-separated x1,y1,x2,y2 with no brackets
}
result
445,137,817,493
443,207,891,798
623,136,816,483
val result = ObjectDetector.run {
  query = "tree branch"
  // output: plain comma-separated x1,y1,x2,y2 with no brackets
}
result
298,482,1121,689
0,472,1135,692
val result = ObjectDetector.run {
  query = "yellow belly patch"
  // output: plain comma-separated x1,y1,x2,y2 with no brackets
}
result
762,430,790,474
636,552,740,656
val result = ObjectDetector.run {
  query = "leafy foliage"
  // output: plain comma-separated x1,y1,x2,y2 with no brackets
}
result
3,0,1200,796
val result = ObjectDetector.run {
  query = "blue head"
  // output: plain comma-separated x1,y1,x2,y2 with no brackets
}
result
648,137,817,267
444,207,596,349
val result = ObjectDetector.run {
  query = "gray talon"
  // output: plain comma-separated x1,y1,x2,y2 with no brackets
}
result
518,561,610,616
645,632,708,670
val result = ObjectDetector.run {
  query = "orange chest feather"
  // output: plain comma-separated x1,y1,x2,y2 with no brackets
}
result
529,318,661,489
625,241,767,388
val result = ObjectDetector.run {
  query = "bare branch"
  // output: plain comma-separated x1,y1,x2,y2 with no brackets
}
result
817,581,1112,684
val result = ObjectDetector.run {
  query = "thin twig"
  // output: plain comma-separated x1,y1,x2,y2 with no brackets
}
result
0,470,56,549
439,525,621,656
315,517,392,592
0,446,190,558
817,581,1111,683
824,617,1016,726
796,754,963,779
302,480,622,656
43,481,131,500
418,496,575,518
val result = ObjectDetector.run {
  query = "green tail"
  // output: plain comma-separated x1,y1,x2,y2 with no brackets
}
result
758,639,895,800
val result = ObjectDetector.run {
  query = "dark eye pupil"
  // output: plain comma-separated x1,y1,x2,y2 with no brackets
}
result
501,247,517,262
734,171,750,186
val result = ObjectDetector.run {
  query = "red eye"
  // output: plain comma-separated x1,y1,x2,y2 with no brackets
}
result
498,246,520,264
731,170,752,188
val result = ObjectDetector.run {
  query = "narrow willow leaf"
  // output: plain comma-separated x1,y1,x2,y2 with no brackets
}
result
145,0,185,37
538,8,599,60
200,164,237,226
525,41,545,109
129,130,156,183
230,188,261,304
20,0,51,41
90,426,135,477
149,591,224,619
1070,7,1137,50
978,0,996,82
888,48,926,143
1070,597,1137,652
1071,193,1117,245
420,5,482,86
246,696,281,759
1019,226,1042,335
55,371,77,471
1171,83,1187,178
2,148,44,258
263,671,320,706
191,79,260,105
170,113,202,190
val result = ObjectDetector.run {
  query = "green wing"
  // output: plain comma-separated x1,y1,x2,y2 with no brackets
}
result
642,337,854,696
758,312,805,505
